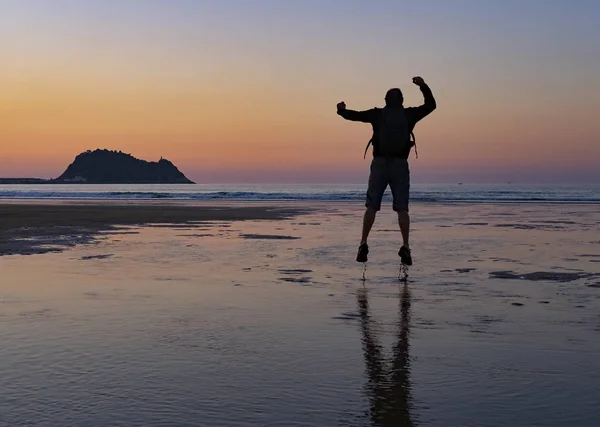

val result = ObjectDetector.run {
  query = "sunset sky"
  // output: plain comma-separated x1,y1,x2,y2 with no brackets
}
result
1,0,599,183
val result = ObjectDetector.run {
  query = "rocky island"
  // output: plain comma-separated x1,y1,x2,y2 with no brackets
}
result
0,149,195,184
2,150,193,184
53,149,194,184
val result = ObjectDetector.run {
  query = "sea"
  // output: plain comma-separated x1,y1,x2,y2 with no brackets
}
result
1,183,599,204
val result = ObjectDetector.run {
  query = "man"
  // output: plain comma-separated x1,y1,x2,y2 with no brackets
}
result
336,76,436,265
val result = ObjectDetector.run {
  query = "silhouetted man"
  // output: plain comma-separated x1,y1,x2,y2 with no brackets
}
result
337,76,436,265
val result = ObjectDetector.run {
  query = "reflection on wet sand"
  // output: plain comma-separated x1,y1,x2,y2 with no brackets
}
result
358,285,415,426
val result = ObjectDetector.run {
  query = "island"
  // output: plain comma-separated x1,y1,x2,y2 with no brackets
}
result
0,149,195,184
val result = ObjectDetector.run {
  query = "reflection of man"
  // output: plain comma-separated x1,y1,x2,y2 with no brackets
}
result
357,285,414,426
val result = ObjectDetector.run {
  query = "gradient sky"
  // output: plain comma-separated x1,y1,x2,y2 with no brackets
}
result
1,0,599,183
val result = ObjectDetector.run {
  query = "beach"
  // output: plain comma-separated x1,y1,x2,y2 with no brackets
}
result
1,199,600,426
0,201,309,256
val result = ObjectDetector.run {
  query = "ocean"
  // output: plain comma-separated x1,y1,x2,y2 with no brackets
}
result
1,183,600,204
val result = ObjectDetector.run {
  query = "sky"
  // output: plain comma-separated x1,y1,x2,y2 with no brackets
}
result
1,0,599,184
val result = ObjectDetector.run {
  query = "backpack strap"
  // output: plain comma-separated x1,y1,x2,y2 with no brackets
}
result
363,138,373,159
411,131,418,159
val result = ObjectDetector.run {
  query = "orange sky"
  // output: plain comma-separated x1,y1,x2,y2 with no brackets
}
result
1,1,599,183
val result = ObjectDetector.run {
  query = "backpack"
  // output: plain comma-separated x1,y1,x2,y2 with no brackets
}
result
363,107,418,159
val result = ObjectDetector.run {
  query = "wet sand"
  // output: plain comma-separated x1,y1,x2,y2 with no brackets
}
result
0,201,308,256
1,201,600,426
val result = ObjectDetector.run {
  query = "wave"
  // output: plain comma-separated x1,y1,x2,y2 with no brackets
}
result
1,189,600,203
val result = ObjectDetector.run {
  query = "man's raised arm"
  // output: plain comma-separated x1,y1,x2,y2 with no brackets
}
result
409,77,437,123
336,101,375,123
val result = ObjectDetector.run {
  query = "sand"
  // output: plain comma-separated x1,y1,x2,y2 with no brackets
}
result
1,200,599,426
0,201,309,256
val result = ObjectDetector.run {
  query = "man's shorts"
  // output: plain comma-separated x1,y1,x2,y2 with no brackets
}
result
365,157,410,212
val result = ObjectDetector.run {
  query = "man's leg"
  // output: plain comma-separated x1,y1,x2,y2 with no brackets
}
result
361,207,377,245
357,158,387,263
397,209,410,248
389,159,412,265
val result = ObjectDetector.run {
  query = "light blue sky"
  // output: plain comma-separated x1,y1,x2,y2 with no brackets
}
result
2,0,599,183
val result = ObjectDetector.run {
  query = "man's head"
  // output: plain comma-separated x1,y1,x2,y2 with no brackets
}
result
385,88,403,107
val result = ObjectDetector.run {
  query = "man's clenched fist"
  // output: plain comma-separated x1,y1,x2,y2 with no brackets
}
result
412,76,425,86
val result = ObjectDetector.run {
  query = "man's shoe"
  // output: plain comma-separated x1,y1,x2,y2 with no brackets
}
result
398,246,412,266
356,243,369,263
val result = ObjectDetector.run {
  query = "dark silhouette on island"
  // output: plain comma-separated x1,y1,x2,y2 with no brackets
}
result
0,149,194,184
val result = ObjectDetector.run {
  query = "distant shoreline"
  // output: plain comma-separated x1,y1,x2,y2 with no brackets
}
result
0,179,196,184
0,178,50,184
